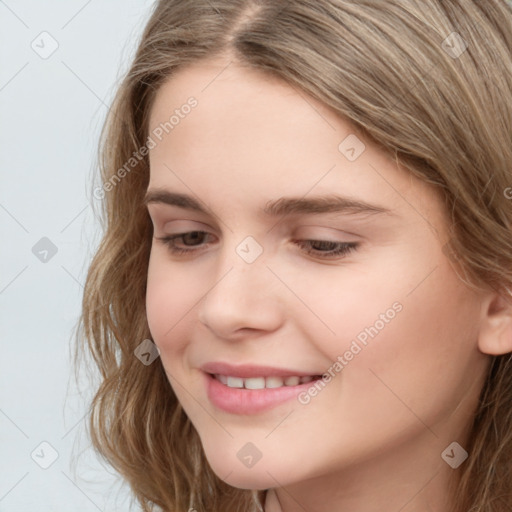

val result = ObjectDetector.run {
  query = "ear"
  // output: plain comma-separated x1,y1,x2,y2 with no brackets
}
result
477,287,512,356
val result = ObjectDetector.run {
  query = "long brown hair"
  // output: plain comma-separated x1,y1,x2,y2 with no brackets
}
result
75,1,512,510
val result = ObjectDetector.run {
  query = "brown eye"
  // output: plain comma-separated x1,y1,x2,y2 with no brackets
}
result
293,240,359,259
156,231,214,255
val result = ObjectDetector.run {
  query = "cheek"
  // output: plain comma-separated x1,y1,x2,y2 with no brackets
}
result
340,270,483,428
145,254,198,353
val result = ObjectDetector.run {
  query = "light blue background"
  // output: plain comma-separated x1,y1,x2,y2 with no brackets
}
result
0,1,157,510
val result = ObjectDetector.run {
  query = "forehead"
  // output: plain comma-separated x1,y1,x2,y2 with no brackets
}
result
148,58,339,152
148,59,374,186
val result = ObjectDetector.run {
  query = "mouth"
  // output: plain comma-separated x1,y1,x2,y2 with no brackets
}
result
201,365,324,415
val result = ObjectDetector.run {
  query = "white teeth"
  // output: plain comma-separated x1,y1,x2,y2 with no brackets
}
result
284,376,300,386
244,377,266,390
226,376,244,388
265,376,285,388
215,374,317,389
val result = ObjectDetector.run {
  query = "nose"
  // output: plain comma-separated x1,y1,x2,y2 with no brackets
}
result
197,243,284,340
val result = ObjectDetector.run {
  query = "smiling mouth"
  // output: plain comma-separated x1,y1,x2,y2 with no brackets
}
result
210,373,323,390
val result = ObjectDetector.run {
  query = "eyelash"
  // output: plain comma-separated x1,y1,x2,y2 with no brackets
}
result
155,231,359,259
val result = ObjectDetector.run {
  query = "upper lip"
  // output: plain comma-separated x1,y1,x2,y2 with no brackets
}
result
201,361,321,378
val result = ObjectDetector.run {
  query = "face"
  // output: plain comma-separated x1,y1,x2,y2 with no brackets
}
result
144,56,490,495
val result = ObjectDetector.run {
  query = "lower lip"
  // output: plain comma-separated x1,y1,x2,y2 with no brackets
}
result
204,372,320,415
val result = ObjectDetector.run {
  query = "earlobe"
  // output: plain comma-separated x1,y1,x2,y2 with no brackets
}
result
477,288,512,356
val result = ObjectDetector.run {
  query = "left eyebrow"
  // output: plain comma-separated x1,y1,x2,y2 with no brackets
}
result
143,189,395,218
261,195,395,218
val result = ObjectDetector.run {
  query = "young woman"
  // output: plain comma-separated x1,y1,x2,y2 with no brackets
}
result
76,1,512,511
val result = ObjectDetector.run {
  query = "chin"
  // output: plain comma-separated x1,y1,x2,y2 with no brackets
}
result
221,469,278,491
201,445,291,490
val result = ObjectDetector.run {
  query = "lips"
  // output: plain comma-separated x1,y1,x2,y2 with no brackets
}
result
200,362,324,414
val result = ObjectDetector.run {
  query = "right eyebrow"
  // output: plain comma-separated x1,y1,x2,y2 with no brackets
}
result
144,189,209,213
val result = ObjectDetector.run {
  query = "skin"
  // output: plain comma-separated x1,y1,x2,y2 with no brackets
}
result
144,55,512,512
